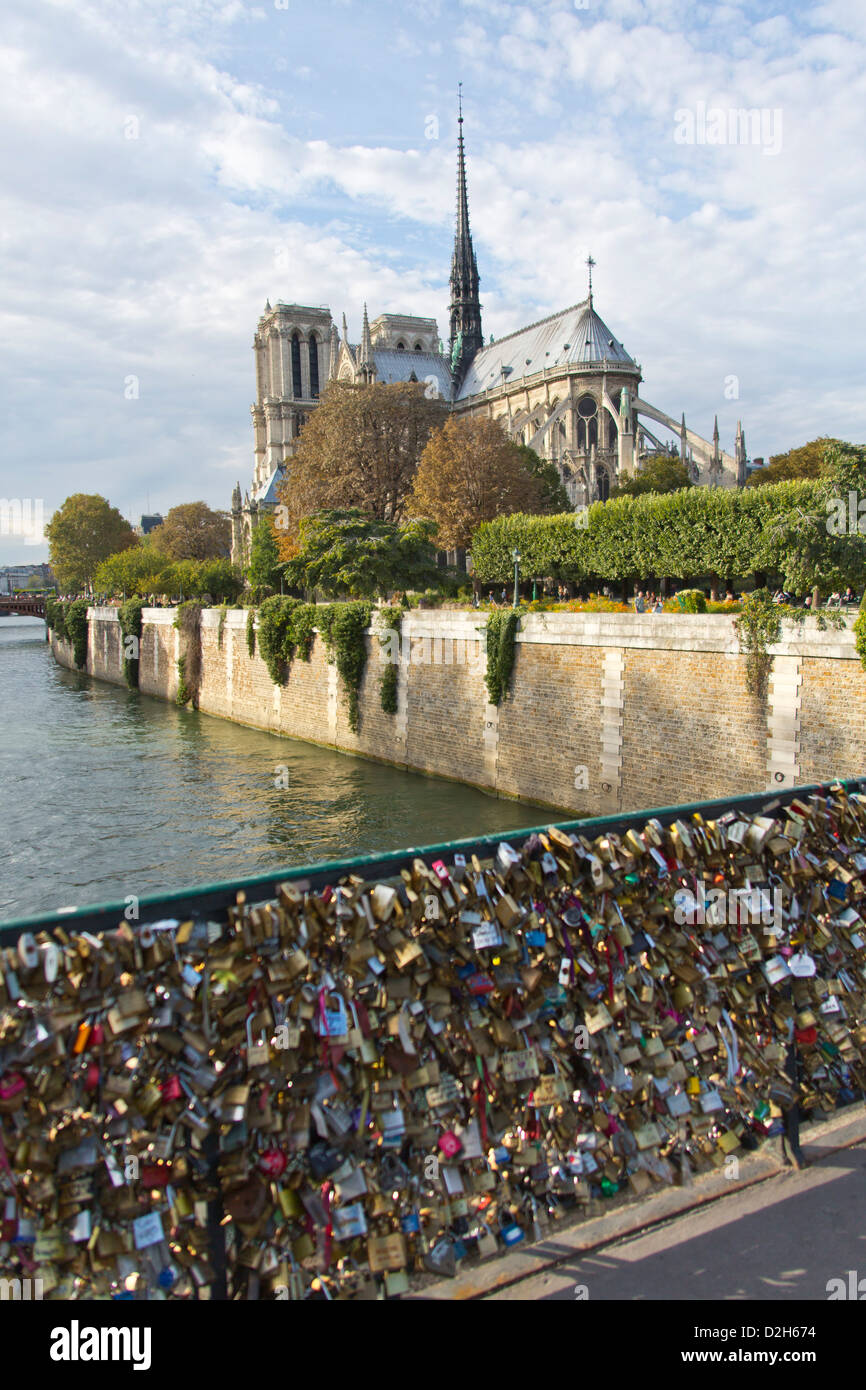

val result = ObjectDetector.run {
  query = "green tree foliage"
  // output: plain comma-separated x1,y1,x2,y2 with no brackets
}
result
512,444,572,513
149,502,231,560
46,494,137,592
746,436,844,487
282,510,440,599
611,455,693,497
248,516,283,595
470,480,862,597
93,544,170,597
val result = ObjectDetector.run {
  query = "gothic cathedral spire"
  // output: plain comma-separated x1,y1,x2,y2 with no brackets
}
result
449,86,483,390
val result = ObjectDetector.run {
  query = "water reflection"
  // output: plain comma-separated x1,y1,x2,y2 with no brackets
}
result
0,618,545,919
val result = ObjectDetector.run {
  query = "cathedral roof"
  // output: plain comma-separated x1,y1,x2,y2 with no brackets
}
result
455,299,639,399
372,350,453,402
251,467,284,507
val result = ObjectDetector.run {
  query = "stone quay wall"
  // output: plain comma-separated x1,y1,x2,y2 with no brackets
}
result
49,608,866,816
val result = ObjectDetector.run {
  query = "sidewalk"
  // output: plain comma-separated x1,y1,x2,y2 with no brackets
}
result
408,1102,866,1301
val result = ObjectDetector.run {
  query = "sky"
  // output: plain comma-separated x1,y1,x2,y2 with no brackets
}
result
1,0,864,563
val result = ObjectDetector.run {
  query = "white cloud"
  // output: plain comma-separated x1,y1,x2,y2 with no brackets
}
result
0,0,862,563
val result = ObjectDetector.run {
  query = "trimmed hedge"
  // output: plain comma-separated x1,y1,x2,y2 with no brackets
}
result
471,481,828,587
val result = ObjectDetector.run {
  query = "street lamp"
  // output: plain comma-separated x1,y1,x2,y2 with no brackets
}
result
511,547,521,608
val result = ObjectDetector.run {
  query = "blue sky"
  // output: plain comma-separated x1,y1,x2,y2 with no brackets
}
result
1,0,864,562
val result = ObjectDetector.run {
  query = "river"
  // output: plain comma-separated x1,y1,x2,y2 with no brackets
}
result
0,617,546,922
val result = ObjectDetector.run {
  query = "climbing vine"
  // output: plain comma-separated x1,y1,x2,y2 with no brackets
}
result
319,602,372,733
217,604,228,651
484,608,521,705
257,596,302,685
64,598,90,671
246,607,256,659
378,606,402,714
44,596,64,638
173,601,202,706
735,588,845,699
119,597,145,689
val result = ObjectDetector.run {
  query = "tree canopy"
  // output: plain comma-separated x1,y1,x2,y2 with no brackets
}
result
149,502,231,560
93,547,242,602
275,381,448,547
611,454,693,497
46,493,137,592
512,444,572,513
247,516,283,594
746,436,845,487
409,416,550,550
471,476,866,601
281,509,440,599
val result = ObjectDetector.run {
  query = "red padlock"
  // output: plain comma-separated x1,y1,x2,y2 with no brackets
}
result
160,1074,183,1102
84,1062,100,1093
258,1146,288,1178
438,1131,462,1159
88,1023,105,1048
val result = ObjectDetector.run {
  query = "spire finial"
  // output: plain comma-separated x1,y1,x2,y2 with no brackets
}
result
586,254,596,305
458,82,463,123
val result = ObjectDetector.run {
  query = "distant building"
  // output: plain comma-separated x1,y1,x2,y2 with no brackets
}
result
0,562,54,594
136,514,164,537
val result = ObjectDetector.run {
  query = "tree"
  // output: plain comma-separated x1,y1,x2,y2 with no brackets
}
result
275,381,448,550
94,544,172,597
513,444,572,513
281,510,440,599
46,493,137,592
746,436,844,487
248,516,283,594
611,455,693,497
149,502,231,560
409,416,548,550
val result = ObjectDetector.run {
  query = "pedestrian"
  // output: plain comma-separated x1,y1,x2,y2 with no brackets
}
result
634,591,646,614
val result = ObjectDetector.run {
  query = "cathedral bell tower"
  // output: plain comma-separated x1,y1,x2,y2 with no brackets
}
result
448,87,483,390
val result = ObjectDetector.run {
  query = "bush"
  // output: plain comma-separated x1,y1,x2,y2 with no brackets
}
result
667,589,707,614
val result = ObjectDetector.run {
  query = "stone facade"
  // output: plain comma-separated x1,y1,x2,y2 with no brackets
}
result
52,610,866,817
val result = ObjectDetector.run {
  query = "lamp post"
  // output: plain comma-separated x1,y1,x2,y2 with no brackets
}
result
511,547,521,608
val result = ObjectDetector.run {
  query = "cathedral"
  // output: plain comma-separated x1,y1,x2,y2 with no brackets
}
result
231,104,748,564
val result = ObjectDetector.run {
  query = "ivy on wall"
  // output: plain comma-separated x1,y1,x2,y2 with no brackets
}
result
378,606,402,715
119,597,145,689
484,608,521,705
246,607,256,659
64,599,90,671
173,601,202,707
319,602,372,733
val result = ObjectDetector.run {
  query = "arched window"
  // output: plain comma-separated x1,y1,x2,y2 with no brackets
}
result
414,341,422,351
396,341,405,350
308,333,319,399
597,470,610,502
291,332,302,397
577,419,586,450
589,417,598,450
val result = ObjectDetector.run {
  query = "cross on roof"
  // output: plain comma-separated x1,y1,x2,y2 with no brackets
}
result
586,254,596,302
